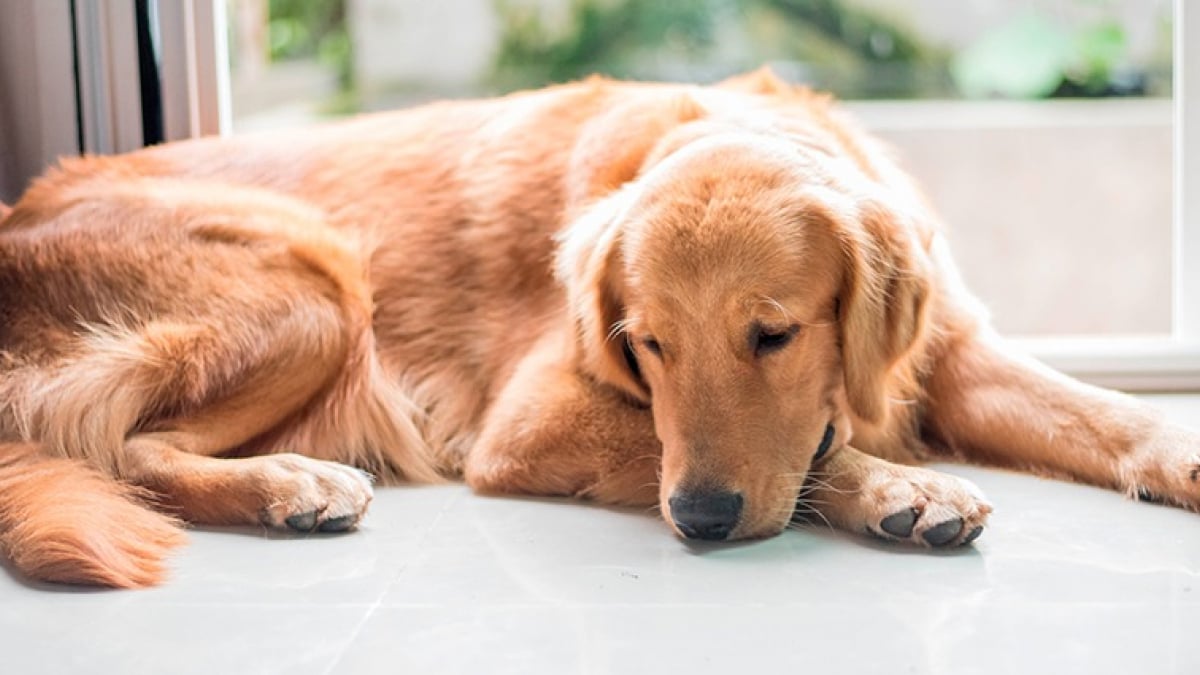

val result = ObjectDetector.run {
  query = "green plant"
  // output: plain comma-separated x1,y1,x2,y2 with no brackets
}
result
267,0,354,90
952,8,1134,99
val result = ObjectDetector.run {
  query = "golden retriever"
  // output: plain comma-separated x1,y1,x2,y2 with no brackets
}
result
1,69,1195,587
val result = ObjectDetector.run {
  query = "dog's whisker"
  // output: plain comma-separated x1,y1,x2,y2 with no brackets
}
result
791,497,835,530
802,470,846,481
803,484,859,496
788,514,834,532
628,454,661,464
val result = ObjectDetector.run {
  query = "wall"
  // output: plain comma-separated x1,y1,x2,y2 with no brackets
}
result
0,1,79,204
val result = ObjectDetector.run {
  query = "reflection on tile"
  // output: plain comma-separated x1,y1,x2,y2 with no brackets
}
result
2,398,1200,673
154,485,463,606
0,603,370,675
0,484,463,608
332,603,1200,675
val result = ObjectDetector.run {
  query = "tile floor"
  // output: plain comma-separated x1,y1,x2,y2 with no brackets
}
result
3,394,1200,674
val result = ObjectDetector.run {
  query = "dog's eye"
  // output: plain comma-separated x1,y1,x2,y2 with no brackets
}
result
813,423,836,462
641,337,663,357
752,323,799,357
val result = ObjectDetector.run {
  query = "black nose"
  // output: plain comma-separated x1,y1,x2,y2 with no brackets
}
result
669,489,744,541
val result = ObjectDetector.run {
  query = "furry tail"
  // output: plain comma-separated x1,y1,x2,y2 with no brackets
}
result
0,442,186,588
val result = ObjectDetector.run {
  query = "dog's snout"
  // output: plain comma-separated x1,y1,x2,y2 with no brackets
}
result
668,489,743,541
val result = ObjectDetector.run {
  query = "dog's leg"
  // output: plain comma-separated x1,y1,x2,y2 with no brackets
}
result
0,297,381,586
923,333,1200,508
105,293,418,530
84,312,379,531
122,433,373,531
798,445,992,547
464,337,662,508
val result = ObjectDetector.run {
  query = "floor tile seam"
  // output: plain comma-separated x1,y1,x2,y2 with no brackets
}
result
319,490,464,675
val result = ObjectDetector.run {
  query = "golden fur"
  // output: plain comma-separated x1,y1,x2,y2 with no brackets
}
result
1,69,1196,587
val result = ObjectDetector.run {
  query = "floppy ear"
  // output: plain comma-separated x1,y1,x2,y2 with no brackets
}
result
555,189,650,404
837,202,931,425
551,92,708,404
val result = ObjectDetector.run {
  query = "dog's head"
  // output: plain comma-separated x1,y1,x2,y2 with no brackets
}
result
558,112,931,541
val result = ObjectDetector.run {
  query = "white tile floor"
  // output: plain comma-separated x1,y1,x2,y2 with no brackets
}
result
3,394,1200,674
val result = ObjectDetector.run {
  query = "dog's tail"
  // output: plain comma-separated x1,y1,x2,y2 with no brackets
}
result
0,442,186,587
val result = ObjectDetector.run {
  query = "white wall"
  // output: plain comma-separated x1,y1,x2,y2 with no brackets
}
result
348,0,500,98
858,100,1173,336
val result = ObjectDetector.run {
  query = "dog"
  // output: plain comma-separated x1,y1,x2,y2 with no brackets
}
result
1,68,1196,587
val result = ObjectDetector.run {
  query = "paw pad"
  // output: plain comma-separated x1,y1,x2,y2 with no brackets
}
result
879,508,918,538
318,514,358,532
284,512,319,531
921,517,963,547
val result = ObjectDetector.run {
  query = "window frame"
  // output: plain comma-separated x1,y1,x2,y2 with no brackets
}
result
153,0,230,141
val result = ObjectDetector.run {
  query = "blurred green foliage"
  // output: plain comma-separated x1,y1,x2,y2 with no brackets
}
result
492,0,722,85
267,0,354,90
492,0,950,98
951,11,1075,99
952,9,1145,98
492,0,1171,99
257,0,1172,104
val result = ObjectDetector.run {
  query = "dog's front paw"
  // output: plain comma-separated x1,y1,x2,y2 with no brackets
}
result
861,467,992,548
251,454,374,532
